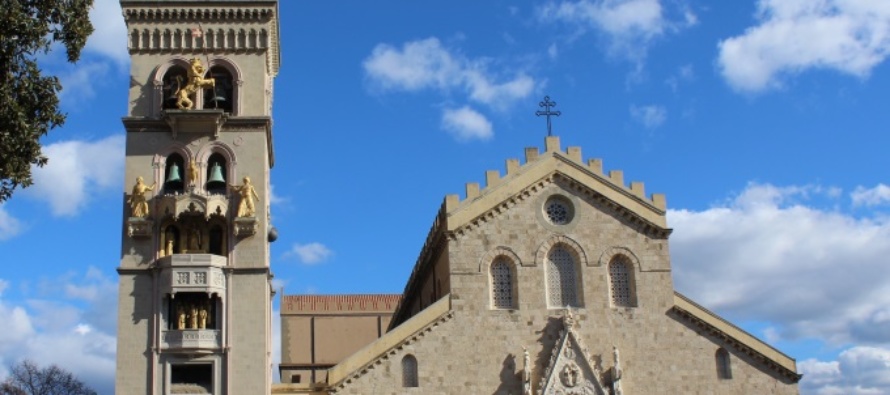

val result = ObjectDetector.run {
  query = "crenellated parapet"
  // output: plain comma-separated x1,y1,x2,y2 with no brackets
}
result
442,135,668,238
445,136,666,212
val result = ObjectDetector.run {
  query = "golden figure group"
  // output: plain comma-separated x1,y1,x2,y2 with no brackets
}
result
175,58,215,110
176,300,212,330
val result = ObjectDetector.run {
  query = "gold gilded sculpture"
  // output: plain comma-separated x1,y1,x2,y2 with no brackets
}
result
188,160,199,187
198,302,209,329
177,305,186,330
129,177,156,218
231,176,260,217
175,58,215,110
189,304,198,329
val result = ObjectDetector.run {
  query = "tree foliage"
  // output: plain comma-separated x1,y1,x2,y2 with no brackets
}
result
0,0,94,203
0,360,97,395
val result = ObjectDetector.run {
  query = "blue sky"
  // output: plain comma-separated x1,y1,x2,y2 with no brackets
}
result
1,0,890,393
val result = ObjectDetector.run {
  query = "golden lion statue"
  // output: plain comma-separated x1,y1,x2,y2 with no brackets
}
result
175,58,215,110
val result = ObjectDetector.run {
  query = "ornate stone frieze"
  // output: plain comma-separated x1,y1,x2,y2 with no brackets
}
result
127,218,153,238
540,310,609,395
161,329,222,350
157,191,228,220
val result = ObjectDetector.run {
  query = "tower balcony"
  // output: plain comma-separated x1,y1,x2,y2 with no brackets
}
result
157,254,227,296
162,329,222,351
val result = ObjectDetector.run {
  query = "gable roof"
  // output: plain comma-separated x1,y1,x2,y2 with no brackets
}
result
672,292,802,382
392,136,671,324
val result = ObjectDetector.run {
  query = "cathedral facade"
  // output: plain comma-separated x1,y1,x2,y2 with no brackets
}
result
114,1,800,394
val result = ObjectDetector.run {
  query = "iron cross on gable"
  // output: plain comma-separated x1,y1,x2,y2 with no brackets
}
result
536,96,561,136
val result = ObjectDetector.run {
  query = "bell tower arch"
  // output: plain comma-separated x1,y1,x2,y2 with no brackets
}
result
116,1,280,394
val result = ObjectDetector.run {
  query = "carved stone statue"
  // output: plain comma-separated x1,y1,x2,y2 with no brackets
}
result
231,176,260,217
166,239,174,256
522,346,532,395
188,160,199,188
188,228,202,252
612,346,623,395
128,176,156,218
175,58,215,110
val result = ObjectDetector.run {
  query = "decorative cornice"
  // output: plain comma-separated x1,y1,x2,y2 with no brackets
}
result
123,7,274,23
282,294,402,314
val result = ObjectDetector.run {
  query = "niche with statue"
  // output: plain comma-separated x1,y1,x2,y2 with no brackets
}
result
160,215,227,257
166,292,219,330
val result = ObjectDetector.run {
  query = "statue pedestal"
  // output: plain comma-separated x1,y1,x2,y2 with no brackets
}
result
127,217,153,238
233,217,258,238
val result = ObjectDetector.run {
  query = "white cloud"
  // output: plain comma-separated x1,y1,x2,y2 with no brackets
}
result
363,37,535,109
0,270,117,394
548,43,559,60
58,61,112,104
441,106,494,142
717,0,890,92
286,242,333,265
26,135,124,217
629,104,667,128
0,205,22,241
800,346,890,394
538,0,691,60
669,182,890,345
84,0,129,66
269,184,289,205
852,184,890,207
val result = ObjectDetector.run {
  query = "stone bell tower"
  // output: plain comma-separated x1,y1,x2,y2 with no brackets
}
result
116,1,279,394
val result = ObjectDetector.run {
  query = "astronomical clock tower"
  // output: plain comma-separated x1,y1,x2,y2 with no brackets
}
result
115,1,279,393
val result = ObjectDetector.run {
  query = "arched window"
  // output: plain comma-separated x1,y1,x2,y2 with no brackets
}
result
402,355,418,387
164,154,185,194
716,348,732,379
546,245,579,308
490,257,515,309
609,256,636,307
162,66,188,110
206,153,227,194
204,66,233,113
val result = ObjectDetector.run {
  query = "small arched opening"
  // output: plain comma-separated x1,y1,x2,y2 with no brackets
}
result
205,153,228,194
164,154,185,194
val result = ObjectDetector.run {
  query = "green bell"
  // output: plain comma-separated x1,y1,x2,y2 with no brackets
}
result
206,162,225,188
166,162,182,184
